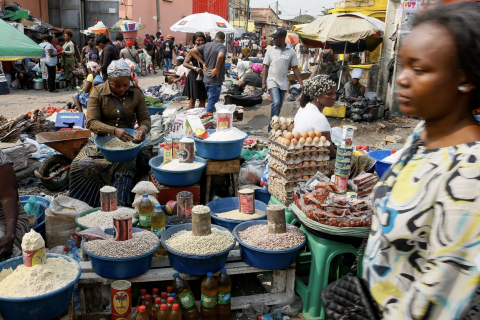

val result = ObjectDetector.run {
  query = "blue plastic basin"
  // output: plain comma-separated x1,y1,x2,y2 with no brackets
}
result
149,155,206,187
161,224,236,275
190,129,247,160
147,106,166,115
368,150,394,178
94,128,145,163
20,195,50,236
207,197,267,232
233,221,306,270
0,253,81,320
81,228,160,279
254,188,271,204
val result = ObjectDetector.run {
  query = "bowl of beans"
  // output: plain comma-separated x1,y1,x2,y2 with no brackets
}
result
233,220,306,270
160,224,236,275
207,197,268,231
94,128,145,163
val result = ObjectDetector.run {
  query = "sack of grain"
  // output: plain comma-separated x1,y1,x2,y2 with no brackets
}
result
45,196,92,248
132,181,159,195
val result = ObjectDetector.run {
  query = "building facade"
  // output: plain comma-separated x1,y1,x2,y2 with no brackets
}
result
250,7,279,38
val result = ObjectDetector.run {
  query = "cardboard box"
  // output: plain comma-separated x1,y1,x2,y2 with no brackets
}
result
55,113,86,129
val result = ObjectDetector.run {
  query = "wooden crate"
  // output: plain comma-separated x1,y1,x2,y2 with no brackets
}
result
76,249,295,318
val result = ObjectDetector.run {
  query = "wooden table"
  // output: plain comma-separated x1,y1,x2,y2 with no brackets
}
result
204,156,242,204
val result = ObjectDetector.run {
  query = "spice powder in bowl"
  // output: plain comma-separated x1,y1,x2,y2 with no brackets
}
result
215,209,265,220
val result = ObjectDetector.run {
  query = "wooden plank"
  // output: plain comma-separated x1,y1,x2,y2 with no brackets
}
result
80,250,243,273
257,270,286,294
79,262,271,284
206,159,241,175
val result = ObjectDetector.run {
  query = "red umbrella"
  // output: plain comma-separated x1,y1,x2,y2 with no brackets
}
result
286,33,300,45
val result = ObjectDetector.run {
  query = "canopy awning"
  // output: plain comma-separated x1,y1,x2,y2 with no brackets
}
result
0,19,44,61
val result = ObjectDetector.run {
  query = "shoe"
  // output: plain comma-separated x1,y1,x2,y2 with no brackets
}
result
65,83,73,91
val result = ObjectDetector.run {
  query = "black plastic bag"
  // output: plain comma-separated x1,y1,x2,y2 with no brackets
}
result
351,113,363,122
351,108,365,115
363,113,373,122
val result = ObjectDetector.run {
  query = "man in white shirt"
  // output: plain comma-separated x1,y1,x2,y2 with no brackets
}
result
262,28,304,131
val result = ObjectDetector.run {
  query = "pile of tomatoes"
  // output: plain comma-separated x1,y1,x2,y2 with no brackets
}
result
27,106,78,117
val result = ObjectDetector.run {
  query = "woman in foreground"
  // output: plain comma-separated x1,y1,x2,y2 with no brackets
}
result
363,2,480,319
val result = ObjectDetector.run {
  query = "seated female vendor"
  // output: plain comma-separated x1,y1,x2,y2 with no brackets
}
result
69,59,151,208
0,150,29,262
225,64,263,107
293,74,337,158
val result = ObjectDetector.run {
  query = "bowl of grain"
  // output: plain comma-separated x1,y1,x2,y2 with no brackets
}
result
207,197,268,231
94,128,145,163
161,223,236,275
149,155,207,187
233,220,306,270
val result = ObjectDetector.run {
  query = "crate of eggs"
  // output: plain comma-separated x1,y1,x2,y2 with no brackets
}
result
268,175,295,205
269,116,294,135
268,156,330,182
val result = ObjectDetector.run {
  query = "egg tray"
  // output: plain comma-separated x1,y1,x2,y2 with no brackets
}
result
269,137,331,154
270,116,295,133
268,155,329,178
268,178,294,205
269,150,330,164
268,169,316,193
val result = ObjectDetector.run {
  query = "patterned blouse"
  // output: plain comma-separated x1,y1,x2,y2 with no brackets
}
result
363,122,480,319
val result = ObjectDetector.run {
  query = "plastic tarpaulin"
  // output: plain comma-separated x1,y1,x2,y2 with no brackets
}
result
0,18,44,61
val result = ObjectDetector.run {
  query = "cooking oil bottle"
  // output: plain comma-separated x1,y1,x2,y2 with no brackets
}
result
157,304,169,320
166,297,174,315
143,294,153,319
201,272,218,320
151,204,167,257
172,273,199,320
152,288,159,301
170,293,181,307
127,306,139,320
216,268,231,320
137,289,147,306
137,305,149,320
151,297,161,320
169,304,182,320
138,194,154,230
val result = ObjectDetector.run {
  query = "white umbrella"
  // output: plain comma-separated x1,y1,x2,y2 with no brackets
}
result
170,12,237,34
301,13,385,88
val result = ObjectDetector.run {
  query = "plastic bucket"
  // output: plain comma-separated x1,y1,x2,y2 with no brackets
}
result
81,228,160,279
368,150,393,178
190,129,247,160
161,224,235,275
254,188,271,204
147,106,166,115
149,155,206,187
0,253,81,320
233,221,306,270
207,197,267,231
94,128,145,163
20,195,50,236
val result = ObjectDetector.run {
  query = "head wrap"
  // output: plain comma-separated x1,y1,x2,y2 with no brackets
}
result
160,35,164,38
144,38,151,44
86,34,95,39
304,75,337,100
107,59,131,78
351,68,364,80
125,39,134,47
250,63,263,74
86,61,99,72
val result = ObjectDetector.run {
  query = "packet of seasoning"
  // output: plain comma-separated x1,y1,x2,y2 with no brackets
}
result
172,137,180,159
194,128,209,140
164,137,173,164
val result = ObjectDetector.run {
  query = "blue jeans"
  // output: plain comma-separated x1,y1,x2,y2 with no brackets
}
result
268,87,287,131
165,58,172,71
205,83,222,113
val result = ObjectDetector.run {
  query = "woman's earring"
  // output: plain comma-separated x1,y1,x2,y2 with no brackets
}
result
459,85,467,92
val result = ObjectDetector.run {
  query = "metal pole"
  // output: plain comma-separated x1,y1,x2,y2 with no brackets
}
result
337,41,348,90
156,0,161,32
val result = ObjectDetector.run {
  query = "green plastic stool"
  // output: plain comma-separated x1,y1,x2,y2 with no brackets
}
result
268,196,296,225
295,225,364,320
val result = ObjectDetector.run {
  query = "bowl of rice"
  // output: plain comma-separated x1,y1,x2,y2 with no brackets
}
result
94,128,145,163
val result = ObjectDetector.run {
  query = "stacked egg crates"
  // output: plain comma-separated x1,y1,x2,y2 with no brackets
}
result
267,117,332,205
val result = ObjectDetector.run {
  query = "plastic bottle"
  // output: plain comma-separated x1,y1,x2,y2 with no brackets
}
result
137,289,147,306
172,273,199,320
169,304,182,320
216,268,231,320
127,306,139,320
136,305,149,320
201,272,218,320
151,297,161,320
166,286,173,297
170,293,180,306
152,288,159,302
160,292,168,305
144,294,153,319
167,297,174,314
157,304,169,320
151,204,167,257
138,194,154,230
